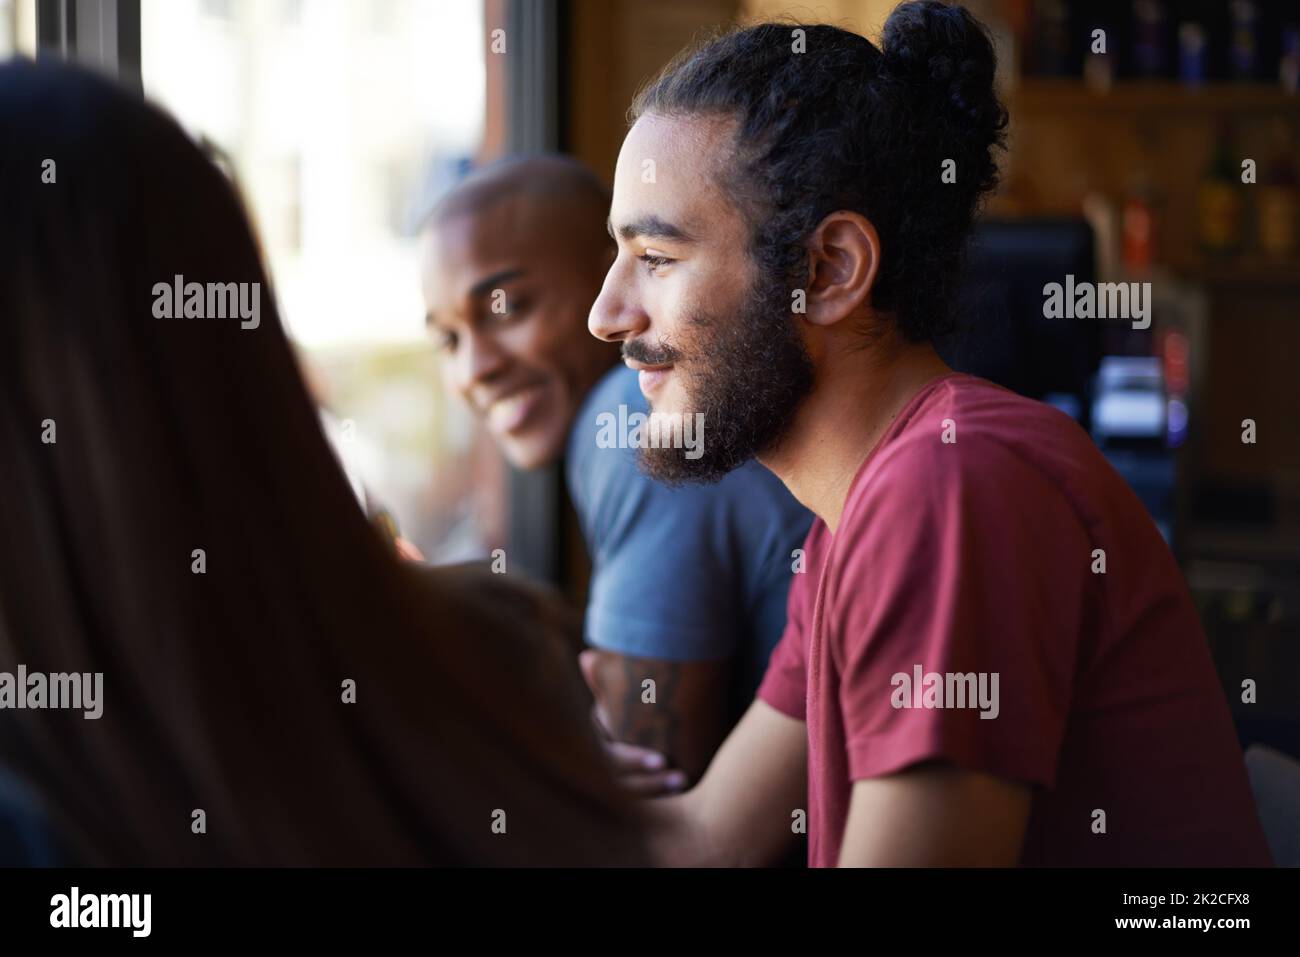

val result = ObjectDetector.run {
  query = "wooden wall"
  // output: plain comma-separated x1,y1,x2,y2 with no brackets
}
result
565,0,740,185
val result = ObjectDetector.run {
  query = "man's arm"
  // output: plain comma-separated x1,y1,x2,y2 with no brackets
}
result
580,648,729,788
639,698,807,867
836,764,1032,867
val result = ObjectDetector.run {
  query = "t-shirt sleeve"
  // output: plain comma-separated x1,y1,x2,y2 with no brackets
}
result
578,443,743,662
584,514,737,661
832,437,1087,789
755,524,824,722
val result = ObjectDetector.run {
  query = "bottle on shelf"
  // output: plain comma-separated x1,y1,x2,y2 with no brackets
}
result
1229,0,1260,81
1132,0,1170,79
1178,22,1208,88
1281,27,1300,94
1124,130,1161,274
1258,122,1298,259
1123,183,1156,275
1196,122,1243,257
1028,0,1072,78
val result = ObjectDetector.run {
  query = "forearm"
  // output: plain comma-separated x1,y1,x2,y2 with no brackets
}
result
639,700,808,868
639,779,798,868
586,649,728,783
637,790,723,867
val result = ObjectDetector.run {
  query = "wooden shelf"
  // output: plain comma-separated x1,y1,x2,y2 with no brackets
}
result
1169,257,1300,286
1012,79,1300,115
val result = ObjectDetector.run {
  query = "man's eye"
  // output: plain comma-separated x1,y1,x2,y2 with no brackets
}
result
638,253,673,273
434,330,457,352
496,298,531,320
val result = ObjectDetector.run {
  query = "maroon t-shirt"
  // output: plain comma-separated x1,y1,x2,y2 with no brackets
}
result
758,373,1270,867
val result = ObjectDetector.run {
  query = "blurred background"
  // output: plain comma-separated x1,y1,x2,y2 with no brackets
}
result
5,0,1298,755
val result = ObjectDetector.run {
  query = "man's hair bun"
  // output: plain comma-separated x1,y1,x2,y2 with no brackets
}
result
882,0,1007,195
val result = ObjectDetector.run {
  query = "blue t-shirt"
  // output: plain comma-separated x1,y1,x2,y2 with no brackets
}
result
566,365,812,704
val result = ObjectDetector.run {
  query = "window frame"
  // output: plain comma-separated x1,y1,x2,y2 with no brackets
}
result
36,0,140,91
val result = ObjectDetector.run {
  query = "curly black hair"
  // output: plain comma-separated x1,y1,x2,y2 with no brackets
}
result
631,1,1008,343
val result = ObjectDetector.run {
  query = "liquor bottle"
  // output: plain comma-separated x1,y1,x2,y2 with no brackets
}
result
1178,22,1207,87
1029,0,1071,77
1123,172,1156,274
1281,27,1300,94
1124,130,1161,273
1258,123,1298,259
1132,0,1169,78
1229,0,1260,81
1197,123,1242,256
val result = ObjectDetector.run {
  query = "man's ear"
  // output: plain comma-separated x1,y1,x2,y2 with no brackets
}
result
802,211,880,327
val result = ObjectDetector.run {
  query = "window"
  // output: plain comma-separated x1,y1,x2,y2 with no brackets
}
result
141,0,506,562
0,0,36,58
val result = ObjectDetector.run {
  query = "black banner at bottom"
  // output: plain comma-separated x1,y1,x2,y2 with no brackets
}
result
0,866,1291,943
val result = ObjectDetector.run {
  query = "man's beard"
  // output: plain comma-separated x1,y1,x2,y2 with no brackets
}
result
627,271,814,485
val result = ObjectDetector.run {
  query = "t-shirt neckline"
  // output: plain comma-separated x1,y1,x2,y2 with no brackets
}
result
827,370,967,540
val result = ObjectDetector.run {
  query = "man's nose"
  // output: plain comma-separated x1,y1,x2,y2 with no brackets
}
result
457,329,508,392
588,259,647,344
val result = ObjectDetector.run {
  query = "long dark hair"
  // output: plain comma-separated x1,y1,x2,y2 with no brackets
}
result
633,1,1008,342
0,58,644,866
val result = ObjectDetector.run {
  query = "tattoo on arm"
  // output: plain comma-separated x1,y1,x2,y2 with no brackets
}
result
615,657,683,765
593,652,728,782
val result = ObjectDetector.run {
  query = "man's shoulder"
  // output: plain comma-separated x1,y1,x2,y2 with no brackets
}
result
906,373,1087,450
881,375,1098,486
842,375,1106,536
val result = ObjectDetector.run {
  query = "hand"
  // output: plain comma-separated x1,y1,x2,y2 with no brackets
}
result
394,537,425,561
579,649,689,797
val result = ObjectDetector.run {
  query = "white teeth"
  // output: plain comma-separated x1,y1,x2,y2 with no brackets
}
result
489,391,532,430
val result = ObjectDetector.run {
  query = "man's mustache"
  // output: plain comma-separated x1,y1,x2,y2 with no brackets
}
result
622,338,682,367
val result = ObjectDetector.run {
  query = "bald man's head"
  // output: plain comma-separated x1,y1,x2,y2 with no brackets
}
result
430,154,609,236
420,154,619,470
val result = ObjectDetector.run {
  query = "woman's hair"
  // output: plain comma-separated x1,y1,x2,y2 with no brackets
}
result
632,0,1008,342
0,59,644,865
